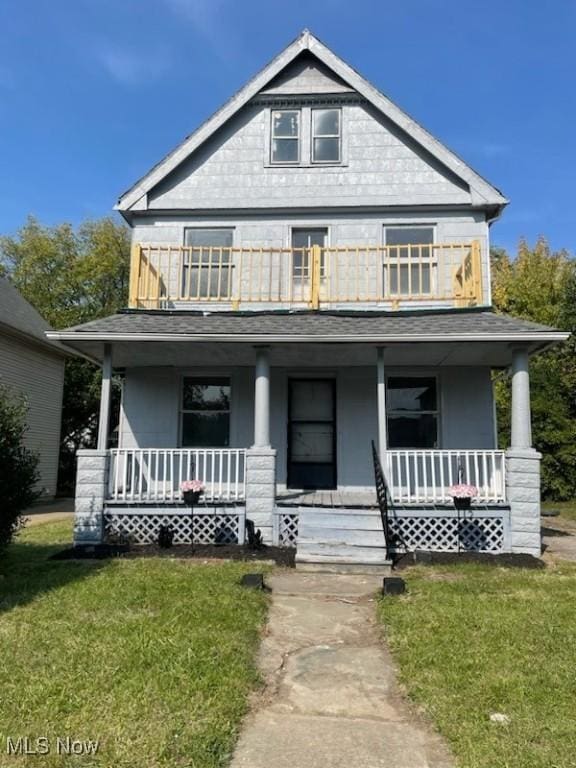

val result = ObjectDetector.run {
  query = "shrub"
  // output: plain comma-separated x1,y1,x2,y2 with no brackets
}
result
0,384,40,546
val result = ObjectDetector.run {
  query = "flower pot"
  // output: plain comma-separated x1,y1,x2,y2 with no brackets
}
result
183,490,202,506
453,496,472,511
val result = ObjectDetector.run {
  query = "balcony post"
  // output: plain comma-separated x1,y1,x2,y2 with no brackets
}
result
97,344,112,451
506,345,541,556
376,346,388,462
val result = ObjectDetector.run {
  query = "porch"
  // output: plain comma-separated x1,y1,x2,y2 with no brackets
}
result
49,308,566,558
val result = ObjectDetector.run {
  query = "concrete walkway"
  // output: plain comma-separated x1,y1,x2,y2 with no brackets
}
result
231,572,453,768
23,498,74,527
542,518,576,562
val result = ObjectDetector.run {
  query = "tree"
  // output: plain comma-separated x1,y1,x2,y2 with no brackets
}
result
491,238,576,499
0,216,130,491
0,385,40,546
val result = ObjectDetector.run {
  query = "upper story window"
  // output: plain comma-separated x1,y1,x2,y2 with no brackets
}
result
312,109,341,163
271,110,300,164
183,228,233,299
385,226,435,296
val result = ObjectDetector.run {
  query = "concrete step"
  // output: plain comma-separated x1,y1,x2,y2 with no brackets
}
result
295,561,392,575
296,542,389,564
298,512,383,531
298,527,386,547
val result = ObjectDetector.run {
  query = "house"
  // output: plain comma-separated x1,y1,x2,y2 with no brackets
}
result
0,278,67,500
48,30,568,565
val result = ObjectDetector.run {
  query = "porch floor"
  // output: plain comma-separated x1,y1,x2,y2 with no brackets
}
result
276,490,378,508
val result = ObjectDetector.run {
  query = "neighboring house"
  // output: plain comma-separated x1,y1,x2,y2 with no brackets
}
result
0,278,67,500
49,31,568,564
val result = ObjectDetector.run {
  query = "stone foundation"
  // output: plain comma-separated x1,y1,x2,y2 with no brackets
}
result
74,449,108,545
245,447,277,544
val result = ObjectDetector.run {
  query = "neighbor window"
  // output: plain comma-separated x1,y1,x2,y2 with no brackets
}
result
387,376,438,448
183,229,233,299
312,108,341,163
271,110,300,163
384,226,434,296
181,378,231,447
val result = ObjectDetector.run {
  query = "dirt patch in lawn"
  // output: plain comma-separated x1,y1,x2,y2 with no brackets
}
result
52,542,295,567
393,550,544,570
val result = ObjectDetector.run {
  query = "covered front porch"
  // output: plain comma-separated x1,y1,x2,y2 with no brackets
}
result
50,309,565,557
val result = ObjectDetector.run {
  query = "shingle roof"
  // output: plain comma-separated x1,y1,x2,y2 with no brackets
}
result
56,308,565,342
0,278,67,354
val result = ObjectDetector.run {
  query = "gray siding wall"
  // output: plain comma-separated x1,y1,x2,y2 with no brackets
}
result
0,333,65,499
132,209,491,308
119,364,496,491
149,102,470,209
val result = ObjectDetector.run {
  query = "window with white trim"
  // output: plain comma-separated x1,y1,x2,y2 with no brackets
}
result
312,108,341,163
271,110,300,164
387,376,438,448
183,228,233,299
181,378,231,447
384,226,435,297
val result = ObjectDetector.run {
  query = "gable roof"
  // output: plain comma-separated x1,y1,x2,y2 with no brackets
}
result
116,30,507,214
0,278,68,356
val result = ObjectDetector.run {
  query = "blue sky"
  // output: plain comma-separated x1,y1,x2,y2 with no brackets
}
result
0,0,574,253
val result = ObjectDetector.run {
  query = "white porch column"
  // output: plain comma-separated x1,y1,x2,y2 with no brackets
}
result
510,346,532,449
253,345,271,448
506,345,541,557
245,345,276,544
97,344,112,451
376,347,388,461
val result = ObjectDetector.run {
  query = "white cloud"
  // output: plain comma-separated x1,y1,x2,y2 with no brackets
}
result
96,45,172,86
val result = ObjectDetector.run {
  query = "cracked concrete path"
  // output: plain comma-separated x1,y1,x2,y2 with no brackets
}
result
230,572,453,768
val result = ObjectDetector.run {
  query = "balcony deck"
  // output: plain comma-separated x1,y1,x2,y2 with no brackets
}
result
128,241,483,310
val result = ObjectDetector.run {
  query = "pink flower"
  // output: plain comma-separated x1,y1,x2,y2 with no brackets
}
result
180,480,205,493
448,484,478,499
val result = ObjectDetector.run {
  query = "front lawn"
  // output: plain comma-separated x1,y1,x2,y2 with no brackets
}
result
380,562,576,768
0,520,269,767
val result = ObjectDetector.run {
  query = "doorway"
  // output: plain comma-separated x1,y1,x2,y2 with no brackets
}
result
287,378,336,489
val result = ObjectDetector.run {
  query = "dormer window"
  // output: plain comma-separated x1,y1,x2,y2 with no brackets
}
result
312,108,341,163
271,110,300,164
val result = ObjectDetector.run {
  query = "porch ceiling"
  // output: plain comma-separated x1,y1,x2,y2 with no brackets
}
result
47,308,568,368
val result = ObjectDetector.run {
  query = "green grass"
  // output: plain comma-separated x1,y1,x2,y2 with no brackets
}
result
542,500,576,524
380,562,576,768
0,520,269,767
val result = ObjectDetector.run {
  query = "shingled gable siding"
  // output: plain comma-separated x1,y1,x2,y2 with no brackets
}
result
0,333,64,499
148,101,470,210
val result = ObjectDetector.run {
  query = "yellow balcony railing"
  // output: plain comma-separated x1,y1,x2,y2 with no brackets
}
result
128,241,483,310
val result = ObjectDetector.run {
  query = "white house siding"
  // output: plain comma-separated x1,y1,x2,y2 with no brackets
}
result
119,364,495,492
0,334,65,499
131,209,491,308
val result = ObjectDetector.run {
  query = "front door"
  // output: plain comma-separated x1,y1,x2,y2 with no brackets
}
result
288,379,336,489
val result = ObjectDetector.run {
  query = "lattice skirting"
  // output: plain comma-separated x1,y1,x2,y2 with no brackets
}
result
104,509,244,545
273,510,507,552
277,512,299,547
388,514,505,553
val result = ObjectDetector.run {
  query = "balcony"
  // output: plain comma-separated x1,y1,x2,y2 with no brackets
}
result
128,241,483,310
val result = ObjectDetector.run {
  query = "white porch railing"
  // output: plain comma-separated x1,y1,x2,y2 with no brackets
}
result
386,450,506,504
108,449,246,503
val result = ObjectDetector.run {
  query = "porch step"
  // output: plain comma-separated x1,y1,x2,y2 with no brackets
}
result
295,508,391,575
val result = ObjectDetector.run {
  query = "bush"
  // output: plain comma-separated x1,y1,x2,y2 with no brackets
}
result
0,384,40,546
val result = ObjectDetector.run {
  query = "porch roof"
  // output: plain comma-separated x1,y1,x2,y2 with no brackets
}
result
47,308,568,367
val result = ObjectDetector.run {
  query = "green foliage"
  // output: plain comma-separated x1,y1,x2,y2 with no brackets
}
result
0,216,130,491
492,238,576,499
0,385,40,546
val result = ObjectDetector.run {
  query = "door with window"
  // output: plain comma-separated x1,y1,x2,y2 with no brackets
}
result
288,379,336,489
183,229,233,300
291,228,327,304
